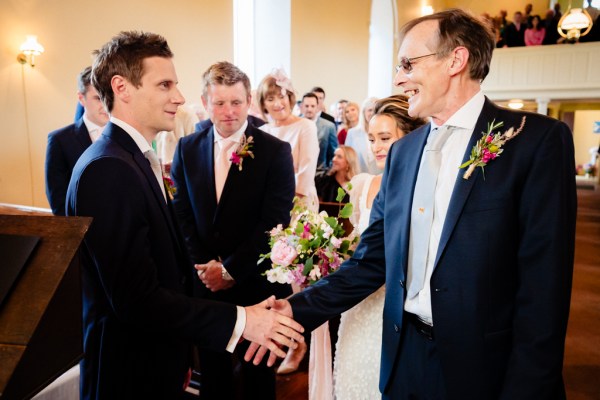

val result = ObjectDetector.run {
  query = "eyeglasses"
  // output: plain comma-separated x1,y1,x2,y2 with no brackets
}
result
395,53,438,74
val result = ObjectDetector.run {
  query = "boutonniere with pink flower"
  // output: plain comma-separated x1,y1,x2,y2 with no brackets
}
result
459,116,526,180
160,163,176,200
230,134,254,171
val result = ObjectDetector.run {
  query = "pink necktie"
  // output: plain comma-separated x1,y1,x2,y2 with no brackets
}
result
215,139,237,202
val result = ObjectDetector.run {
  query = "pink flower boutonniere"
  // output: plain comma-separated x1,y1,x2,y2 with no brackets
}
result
459,116,526,180
230,134,255,171
160,163,176,200
163,176,176,200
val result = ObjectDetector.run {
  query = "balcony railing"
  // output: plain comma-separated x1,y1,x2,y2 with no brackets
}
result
482,42,600,101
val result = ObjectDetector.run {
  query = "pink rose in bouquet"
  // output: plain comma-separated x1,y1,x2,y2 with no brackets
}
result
270,239,297,268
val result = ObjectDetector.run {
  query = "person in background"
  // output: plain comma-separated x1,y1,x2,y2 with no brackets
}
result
525,15,546,46
338,101,360,145
332,99,348,130
258,69,320,212
315,145,358,203
301,92,338,172
171,61,296,400
45,66,108,215
311,86,336,125
524,3,534,25
334,94,424,399
503,11,526,47
542,8,560,45
345,97,380,174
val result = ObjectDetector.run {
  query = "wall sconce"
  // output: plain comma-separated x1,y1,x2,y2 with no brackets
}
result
17,35,45,67
558,7,593,41
421,5,434,16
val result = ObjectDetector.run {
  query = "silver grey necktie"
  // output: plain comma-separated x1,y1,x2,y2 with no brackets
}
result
407,126,453,298
144,149,167,202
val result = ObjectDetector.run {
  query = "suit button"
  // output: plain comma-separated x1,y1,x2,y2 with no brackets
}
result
434,287,447,292
399,280,405,288
181,277,187,285
394,324,400,332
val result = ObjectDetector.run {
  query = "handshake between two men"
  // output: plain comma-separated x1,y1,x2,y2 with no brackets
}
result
243,296,298,366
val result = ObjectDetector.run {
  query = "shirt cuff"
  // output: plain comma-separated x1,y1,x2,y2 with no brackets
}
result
226,306,246,352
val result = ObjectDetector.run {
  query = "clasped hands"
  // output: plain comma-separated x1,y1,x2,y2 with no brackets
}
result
242,296,298,367
195,260,234,292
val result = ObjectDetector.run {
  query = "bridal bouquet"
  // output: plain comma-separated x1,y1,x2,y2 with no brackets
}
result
260,188,358,288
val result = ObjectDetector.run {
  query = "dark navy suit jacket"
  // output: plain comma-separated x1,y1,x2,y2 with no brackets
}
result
67,123,237,399
171,124,295,306
45,117,92,215
289,99,576,399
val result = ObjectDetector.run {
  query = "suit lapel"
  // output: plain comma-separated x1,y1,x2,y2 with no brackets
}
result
106,123,181,251
198,128,218,223
433,100,498,268
75,118,93,149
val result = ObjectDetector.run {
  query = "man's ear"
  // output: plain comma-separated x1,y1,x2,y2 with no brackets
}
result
111,75,129,103
448,46,470,77
77,91,85,106
201,95,208,110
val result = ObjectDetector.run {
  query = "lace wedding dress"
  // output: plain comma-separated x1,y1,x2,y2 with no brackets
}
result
333,173,385,399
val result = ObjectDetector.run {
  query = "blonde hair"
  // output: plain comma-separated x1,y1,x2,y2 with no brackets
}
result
342,101,360,129
329,145,359,180
360,97,378,131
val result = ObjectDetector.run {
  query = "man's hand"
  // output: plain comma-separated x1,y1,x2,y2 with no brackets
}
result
195,260,234,292
242,297,302,366
244,298,296,366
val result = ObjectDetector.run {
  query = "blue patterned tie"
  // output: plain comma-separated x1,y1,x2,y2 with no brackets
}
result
407,126,453,299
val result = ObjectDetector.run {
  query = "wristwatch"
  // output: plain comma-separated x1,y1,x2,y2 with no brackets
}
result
221,264,233,281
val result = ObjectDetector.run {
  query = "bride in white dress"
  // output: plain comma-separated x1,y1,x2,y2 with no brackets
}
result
333,95,425,399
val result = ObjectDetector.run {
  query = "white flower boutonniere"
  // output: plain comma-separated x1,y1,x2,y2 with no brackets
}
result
459,116,526,180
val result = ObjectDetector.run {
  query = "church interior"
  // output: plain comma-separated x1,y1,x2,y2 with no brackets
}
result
1,0,598,398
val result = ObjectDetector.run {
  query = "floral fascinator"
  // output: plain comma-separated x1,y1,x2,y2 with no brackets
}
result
271,67,295,97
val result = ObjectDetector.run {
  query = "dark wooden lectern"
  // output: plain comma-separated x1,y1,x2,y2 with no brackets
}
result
0,208,91,400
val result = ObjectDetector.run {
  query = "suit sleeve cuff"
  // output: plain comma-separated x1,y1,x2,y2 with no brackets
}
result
226,306,246,352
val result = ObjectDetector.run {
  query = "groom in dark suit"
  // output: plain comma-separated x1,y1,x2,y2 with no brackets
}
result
45,66,108,215
259,9,577,399
66,33,302,400
170,61,295,400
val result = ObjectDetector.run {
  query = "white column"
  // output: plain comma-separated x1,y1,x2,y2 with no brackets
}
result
536,97,550,115
367,0,397,98
233,0,291,88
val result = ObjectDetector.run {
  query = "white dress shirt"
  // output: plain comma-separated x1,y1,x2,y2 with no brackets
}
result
404,91,485,324
83,113,105,143
111,117,246,352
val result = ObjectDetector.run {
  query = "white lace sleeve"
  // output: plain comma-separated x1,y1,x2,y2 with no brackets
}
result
348,173,370,228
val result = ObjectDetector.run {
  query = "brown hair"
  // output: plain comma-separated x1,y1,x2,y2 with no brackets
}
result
256,75,297,120
77,66,93,95
399,8,495,81
372,95,426,136
92,31,173,111
201,61,251,100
